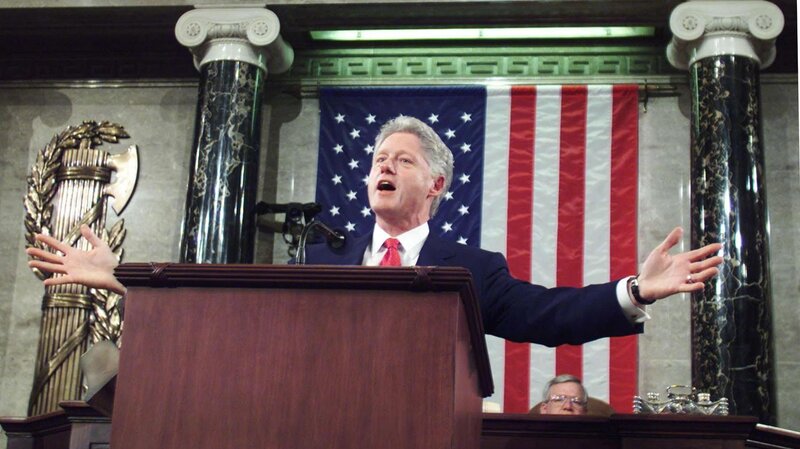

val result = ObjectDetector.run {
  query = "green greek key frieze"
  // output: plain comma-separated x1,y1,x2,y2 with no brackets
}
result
278,46,679,84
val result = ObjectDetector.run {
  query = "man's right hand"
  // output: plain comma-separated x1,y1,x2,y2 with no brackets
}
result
26,224,127,295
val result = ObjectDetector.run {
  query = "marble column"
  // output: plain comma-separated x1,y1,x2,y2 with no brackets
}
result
175,6,293,263
667,1,783,424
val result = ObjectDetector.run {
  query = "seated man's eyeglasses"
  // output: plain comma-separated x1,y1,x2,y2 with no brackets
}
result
539,374,589,415
546,394,588,408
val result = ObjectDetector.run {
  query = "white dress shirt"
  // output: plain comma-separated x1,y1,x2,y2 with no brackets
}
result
363,222,430,267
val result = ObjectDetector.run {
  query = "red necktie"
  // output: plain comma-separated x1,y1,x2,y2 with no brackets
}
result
379,238,402,266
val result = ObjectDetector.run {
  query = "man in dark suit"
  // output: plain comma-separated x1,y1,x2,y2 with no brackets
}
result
28,115,722,347
303,115,722,345
306,222,640,346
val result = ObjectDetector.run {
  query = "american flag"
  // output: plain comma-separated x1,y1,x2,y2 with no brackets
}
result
315,85,639,413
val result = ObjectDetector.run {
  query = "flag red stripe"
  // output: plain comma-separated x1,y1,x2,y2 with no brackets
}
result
504,86,536,412
609,85,639,411
555,86,588,379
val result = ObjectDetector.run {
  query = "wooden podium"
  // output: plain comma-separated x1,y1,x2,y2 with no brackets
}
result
111,263,493,449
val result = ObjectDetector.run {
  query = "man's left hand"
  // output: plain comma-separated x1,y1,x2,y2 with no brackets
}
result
636,227,723,303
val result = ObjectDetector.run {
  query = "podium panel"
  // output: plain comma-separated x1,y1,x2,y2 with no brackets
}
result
111,264,492,449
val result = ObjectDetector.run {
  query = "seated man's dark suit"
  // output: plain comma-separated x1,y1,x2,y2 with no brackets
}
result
304,229,643,346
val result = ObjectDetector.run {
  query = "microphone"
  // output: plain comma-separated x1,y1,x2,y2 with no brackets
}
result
255,201,322,222
296,219,346,265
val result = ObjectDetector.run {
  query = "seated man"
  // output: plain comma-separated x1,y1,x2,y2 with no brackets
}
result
538,374,590,415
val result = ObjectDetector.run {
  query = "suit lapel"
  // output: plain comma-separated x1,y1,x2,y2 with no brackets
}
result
338,232,372,265
417,233,456,266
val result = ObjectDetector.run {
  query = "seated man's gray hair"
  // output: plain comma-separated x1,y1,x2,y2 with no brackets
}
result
542,374,588,402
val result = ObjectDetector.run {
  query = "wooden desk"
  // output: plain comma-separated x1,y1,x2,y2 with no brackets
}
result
4,408,798,449
482,413,761,449
0,402,110,449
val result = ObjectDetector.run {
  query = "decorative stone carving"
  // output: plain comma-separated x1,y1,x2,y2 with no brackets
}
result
667,0,784,70
24,121,137,415
175,5,293,74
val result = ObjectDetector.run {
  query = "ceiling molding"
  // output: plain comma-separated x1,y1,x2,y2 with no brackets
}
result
0,2,794,81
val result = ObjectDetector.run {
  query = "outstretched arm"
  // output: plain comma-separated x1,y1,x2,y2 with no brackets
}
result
635,227,722,303
26,224,126,295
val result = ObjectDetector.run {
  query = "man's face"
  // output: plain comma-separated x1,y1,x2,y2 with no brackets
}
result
367,132,444,231
539,382,587,415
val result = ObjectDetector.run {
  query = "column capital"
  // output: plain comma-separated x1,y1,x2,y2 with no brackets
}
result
175,5,294,74
666,0,784,70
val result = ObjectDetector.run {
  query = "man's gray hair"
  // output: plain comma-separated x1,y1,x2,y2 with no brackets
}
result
374,115,454,217
542,374,588,402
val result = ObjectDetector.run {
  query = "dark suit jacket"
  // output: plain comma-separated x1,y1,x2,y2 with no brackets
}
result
304,230,643,346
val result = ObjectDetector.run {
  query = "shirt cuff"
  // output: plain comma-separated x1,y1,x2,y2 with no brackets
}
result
616,277,651,324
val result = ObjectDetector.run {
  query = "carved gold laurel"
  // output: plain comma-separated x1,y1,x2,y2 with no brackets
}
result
90,220,126,346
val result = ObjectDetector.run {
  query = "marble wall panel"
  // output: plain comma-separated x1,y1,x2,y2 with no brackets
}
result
761,82,800,429
637,88,694,399
260,92,321,264
0,85,198,422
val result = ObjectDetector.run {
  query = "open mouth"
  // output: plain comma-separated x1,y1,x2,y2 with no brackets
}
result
377,180,396,191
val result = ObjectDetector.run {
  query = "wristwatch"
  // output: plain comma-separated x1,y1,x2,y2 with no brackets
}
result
629,275,656,305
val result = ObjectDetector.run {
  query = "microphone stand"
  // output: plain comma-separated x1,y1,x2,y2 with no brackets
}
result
296,219,346,265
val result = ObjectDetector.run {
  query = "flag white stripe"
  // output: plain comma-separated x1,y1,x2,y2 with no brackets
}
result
582,85,613,401
482,85,511,255
530,85,562,289
528,86,562,407
482,85,511,410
